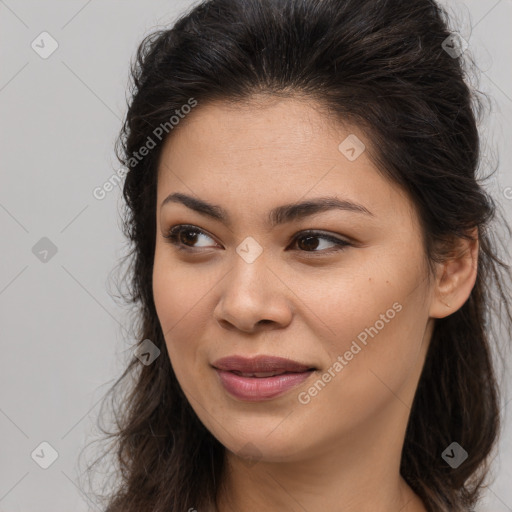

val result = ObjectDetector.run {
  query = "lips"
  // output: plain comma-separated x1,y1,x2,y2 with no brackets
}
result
212,355,315,374
212,355,316,401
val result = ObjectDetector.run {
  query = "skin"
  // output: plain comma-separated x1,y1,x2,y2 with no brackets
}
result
152,95,479,512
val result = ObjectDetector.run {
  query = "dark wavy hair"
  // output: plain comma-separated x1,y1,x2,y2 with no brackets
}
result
81,0,512,511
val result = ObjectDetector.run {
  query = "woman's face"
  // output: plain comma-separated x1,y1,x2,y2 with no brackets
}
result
153,96,437,463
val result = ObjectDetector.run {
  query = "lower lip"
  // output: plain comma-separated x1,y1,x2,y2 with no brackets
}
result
215,369,314,401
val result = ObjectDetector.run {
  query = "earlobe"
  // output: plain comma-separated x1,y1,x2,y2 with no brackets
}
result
429,228,479,319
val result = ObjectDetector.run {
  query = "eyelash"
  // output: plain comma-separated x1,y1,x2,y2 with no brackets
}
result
162,224,352,256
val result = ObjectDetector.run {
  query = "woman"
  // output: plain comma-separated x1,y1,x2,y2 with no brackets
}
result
87,0,512,510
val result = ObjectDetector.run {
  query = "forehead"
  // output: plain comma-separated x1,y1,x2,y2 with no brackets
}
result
155,96,416,224
158,95,344,169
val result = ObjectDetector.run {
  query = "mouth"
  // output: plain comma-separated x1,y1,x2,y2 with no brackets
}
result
227,369,315,378
211,355,317,401
212,354,316,374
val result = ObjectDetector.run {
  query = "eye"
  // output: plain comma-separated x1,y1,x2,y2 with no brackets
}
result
163,224,218,251
162,225,352,255
290,230,352,254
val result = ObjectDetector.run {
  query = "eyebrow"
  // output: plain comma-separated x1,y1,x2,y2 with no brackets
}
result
160,192,374,227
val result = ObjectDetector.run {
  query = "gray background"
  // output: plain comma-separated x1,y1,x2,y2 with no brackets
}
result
0,0,511,510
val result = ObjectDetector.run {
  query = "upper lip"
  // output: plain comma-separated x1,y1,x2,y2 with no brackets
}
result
212,355,315,373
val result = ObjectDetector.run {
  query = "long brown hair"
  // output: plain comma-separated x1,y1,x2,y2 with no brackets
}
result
81,1,512,510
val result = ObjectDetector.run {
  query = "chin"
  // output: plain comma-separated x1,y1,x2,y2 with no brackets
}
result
215,421,310,463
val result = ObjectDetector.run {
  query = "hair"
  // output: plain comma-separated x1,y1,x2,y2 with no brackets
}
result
82,0,512,511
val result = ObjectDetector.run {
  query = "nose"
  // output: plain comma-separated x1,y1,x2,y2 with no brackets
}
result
213,255,293,334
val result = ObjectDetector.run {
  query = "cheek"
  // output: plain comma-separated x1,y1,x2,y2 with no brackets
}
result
152,246,215,332
152,250,201,363
297,295,427,440
304,262,428,385
152,247,227,384
293,269,404,352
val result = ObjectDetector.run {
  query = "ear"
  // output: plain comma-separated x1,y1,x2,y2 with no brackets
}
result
429,227,479,319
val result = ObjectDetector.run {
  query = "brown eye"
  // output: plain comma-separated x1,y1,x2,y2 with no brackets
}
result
291,231,351,254
296,235,322,251
163,225,218,250
177,228,201,246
